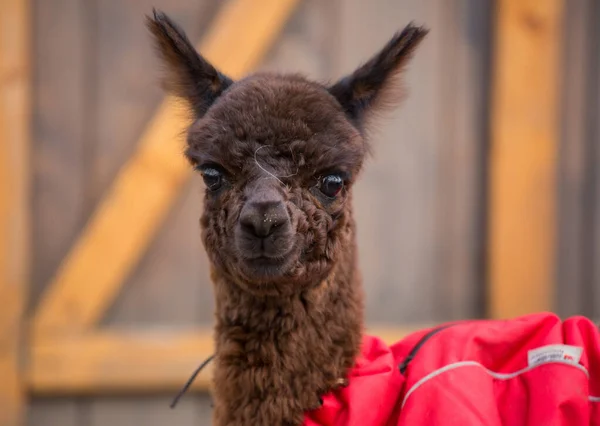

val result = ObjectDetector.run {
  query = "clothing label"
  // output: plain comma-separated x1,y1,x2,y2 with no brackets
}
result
527,344,583,367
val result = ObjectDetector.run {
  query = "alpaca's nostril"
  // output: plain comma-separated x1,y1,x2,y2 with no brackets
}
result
239,200,289,238
240,220,257,235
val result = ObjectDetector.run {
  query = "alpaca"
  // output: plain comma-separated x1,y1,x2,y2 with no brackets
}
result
147,10,427,426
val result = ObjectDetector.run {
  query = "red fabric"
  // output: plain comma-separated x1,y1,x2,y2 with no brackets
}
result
303,313,600,426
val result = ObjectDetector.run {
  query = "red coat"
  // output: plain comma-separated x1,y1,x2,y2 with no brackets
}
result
304,313,600,425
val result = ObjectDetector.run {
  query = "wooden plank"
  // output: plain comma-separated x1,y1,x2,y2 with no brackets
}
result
555,0,596,318
433,0,491,320
0,0,30,425
27,326,426,394
32,0,300,337
29,0,89,306
488,0,564,319
592,4,600,318
29,1,92,424
28,330,215,394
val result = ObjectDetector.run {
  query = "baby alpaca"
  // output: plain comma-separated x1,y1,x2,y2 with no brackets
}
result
147,10,427,426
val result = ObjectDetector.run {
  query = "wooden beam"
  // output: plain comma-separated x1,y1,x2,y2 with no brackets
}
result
0,0,30,424
27,326,426,394
32,0,300,337
488,0,564,318
28,330,215,394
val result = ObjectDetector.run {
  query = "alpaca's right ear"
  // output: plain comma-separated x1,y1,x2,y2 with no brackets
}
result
146,9,233,117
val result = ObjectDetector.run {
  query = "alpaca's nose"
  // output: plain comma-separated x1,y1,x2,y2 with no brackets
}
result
239,200,289,238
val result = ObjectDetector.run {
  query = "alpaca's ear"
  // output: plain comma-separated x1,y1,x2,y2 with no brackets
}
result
329,24,428,129
146,9,233,117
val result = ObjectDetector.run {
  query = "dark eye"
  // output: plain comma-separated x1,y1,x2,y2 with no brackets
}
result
319,174,344,198
197,165,223,191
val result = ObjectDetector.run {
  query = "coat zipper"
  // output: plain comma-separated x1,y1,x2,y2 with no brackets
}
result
398,323,457,374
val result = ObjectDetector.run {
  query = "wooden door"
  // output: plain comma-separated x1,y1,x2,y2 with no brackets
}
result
0,1,570,425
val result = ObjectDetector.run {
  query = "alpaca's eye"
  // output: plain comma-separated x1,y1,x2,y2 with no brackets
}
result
319,174,344,198
197,166,223,191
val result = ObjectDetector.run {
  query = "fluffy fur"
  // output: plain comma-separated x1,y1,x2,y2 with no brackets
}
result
147,9,427,426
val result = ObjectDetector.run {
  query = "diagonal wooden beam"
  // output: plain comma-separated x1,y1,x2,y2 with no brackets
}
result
488,0,564,319
0,0,31,424
27,325,429,394
32,0,300,337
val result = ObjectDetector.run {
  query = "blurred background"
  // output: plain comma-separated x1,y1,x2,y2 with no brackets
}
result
1,0,598,424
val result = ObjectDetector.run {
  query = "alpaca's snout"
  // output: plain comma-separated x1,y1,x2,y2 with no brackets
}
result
239,199,289,239
234,181,298,279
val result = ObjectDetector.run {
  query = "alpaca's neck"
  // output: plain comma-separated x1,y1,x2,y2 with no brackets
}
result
210,246,364,426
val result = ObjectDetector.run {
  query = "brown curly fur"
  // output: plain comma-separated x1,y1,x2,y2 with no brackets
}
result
147,9,427,426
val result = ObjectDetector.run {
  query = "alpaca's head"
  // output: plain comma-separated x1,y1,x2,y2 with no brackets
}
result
147,10,427,297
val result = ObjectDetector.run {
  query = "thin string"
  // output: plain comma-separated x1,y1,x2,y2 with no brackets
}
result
170,354,215,408
253,145,299,184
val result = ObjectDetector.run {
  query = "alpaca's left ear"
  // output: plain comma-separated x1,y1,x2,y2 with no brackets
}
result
329,24,428,130
146,9,233,117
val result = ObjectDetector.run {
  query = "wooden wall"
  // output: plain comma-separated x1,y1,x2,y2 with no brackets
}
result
20,0,600,424
23,0,511,425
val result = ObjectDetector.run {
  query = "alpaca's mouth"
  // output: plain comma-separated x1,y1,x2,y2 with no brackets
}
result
248,256,286,267
238,247,298,280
